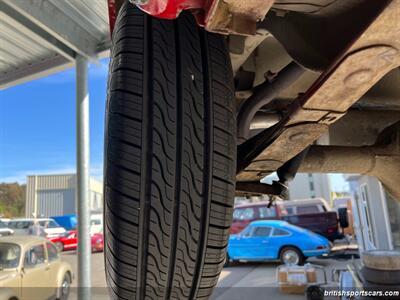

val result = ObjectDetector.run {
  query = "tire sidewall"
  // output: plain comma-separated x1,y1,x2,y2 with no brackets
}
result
56,242,64,252
280,247,304,265
105,3,236,299
58,273,71,300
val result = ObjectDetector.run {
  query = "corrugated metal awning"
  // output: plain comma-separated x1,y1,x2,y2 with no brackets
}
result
0,0,111,89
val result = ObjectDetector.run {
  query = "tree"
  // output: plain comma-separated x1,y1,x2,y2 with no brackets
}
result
0,182,26,217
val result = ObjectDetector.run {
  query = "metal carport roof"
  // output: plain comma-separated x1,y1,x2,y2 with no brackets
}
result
1,1,112,298
0,0,111,89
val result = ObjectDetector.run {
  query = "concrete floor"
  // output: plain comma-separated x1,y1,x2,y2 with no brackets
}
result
62,251,349,300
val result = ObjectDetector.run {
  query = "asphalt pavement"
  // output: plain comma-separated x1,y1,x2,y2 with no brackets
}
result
61,251,349,300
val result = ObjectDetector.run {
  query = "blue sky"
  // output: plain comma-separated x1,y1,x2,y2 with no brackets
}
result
0,58,348,191
0,59,109,183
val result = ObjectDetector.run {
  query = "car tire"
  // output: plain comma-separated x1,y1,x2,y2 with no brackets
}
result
57,273,71,300
55,242,64,252
224,253,235,268
361,267,400,285
306,285,325,300
280,247,305,265
104,2,236,299
362,250,400,270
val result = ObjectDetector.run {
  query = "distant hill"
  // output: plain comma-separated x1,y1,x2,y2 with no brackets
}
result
0,182,25,218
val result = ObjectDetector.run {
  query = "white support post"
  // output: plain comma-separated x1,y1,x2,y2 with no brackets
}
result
76,55,91,300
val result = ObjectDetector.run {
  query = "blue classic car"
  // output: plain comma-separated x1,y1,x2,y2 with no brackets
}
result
227,220,331,265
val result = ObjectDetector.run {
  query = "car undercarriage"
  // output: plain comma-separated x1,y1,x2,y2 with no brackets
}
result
109,0,400,199
105,0,400,298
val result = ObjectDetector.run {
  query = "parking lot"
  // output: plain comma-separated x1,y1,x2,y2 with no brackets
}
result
62,251,348,300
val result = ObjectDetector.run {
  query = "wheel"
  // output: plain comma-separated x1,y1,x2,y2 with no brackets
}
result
361,267,400,285
104,2,236,299
362,250,400,270
57,273,71,300
306,285,325,300
55,242,64,252
224,253,234,268
280,247,305,265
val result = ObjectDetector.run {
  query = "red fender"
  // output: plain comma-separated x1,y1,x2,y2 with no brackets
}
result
108,0,213,35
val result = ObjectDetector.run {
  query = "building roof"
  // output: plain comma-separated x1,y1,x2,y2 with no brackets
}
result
26,174,103,193
0,0,111,89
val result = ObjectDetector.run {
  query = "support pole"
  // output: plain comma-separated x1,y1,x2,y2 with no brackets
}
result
76,55,91,299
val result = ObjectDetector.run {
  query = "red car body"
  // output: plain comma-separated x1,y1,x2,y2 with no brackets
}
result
49,230,104,252
231,202,288,234
107,0,214,34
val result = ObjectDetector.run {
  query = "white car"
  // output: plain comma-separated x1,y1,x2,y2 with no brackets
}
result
90,214,103,235
0,221,13,237
7,218,66,238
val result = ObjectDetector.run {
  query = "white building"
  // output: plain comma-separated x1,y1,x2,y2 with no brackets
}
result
346,175,400,251
239,172,332,205
25,174,103,218
288,173,331,202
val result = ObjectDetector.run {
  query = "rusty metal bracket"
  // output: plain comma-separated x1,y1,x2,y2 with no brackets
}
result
299,122,400,200
237,0,400,182
206,0,275,35
237,142,309,197
237,62,304,143
236,181,286,197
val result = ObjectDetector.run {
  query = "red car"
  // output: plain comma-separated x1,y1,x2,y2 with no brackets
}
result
231,201,288,234
231,201,346,241
49,230,104,252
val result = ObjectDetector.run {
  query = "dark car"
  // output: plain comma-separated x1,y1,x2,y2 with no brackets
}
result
231,201,288,234
231,200,346,241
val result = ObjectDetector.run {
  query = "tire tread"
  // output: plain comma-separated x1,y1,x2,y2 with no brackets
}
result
105,2,235,299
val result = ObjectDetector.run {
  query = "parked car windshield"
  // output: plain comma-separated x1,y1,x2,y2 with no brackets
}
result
272,228,291,236
252,227,272,237
259,207,277,218
0,243,21,269
0,221,7,228
8,221,32,229
233,208,255,220
285,207,295,215
297,205,320,214
39,220,60,228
